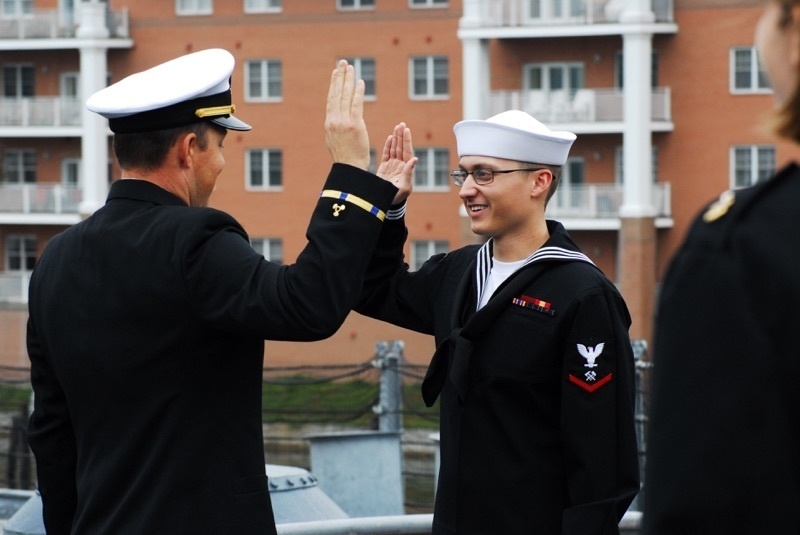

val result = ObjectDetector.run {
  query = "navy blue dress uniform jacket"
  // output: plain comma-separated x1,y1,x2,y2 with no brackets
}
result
643,163,800,534
26,164,398,534
357,217,640,534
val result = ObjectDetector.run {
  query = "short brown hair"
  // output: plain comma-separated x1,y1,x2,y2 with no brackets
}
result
113,122,213,171
519,161,563,206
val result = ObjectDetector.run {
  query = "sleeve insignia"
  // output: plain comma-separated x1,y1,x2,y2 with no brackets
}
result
568,341,613,393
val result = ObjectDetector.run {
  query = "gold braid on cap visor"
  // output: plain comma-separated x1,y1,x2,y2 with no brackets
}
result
195,104,236,119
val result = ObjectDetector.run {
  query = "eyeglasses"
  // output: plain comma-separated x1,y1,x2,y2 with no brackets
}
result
450,167,546,186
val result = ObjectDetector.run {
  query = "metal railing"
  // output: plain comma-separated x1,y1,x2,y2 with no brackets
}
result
0,343,650,532
0,184,81,215
546,182,672,219
0,97,82,128
0,8,129,39
464,0,673,27
275,511,643,534
488,88,672,125
0,273,29,304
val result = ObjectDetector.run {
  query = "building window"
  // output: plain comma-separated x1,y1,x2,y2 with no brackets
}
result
244,0,281,13
245,60,283,102
525,63,584,93
731,47,771,93
410,0,447,6
5,235,36,272
1,0,33,17
175,0,212,15
247,149,283,190
251,238,283,263
60,72,79,98
2,64,35,97
338,0,375,9
2,149,36,184
411,56,449,99
548,157,586,213
343,57,376,98
414,148,449,189
731,145,775,188
527,0,582,20
411,240,448,271
62,158,80,186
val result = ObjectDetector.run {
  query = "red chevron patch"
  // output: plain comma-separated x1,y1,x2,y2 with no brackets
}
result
568,373,613,393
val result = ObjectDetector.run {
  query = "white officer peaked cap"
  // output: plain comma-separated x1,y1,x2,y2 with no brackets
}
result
454,110,576,166
86,48,251,133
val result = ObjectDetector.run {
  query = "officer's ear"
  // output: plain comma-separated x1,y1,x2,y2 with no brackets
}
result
176,131,199,170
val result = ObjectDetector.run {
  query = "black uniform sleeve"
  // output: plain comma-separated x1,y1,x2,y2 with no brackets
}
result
26,314,78,533
354,214,444,335
560,288,640,534
183,163,399,340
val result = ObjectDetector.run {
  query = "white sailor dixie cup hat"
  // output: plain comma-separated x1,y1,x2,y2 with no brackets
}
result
453,110,576,166
86,48,251,133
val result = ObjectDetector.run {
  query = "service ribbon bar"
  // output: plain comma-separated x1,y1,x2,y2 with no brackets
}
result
512,295,556,316
320,190,386,221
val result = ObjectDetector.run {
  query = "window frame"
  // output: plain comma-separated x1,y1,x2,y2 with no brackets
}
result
2,63,35,97
337,0,375,10
5,234,37,273
243,0,281,13
527,0,584,21
244,59,283,102
61,157,81,186
410,239,449,271
3,149,36,184
251,237,284,263
175,0,212,16
1,0,34,18
730,46,771,94
409,0,447,7
410,55,449,100
343,57,376,100
547,157,585,213
730,145,775,189
414,147,450,190
246,148,283,191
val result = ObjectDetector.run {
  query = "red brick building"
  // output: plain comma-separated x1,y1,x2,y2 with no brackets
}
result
0,0,789,368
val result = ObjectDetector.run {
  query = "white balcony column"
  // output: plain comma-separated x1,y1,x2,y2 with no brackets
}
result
619,0,655,218
77,0,110,218
460,0,490,121
461,38,490,121
617,0,657,348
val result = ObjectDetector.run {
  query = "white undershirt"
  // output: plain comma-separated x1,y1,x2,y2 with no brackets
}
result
478,257,527,309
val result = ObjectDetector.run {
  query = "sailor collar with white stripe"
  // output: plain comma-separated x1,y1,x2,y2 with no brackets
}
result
475,223,594,309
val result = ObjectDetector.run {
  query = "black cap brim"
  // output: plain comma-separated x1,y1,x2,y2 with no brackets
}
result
211,115,251,131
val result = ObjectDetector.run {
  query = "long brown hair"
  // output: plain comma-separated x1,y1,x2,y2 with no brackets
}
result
771,0,800,142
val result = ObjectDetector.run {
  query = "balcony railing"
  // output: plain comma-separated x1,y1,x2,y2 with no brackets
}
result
546,182,671,219
0,8,129,39
0,184,81,215
0,272,29,304
0,97,82,128
488,88,671,125
465,0,673,27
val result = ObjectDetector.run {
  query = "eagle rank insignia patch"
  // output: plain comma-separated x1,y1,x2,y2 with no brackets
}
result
568,341,613,393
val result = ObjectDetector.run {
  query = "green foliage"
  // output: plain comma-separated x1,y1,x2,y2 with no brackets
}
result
261,377,439,429
0,386,32,413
